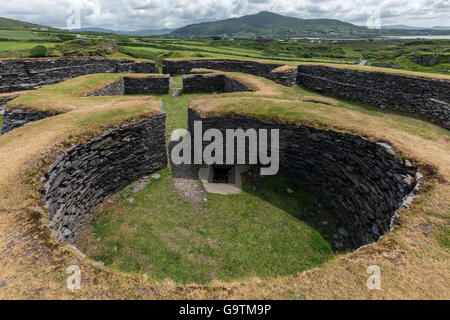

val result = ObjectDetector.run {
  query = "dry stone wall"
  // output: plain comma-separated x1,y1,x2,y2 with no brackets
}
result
124,75,170,94
0,58,157,93
0,95,17,116
163,59,283,78
42,114,167,244
267,68,298,86
86,76,170,97
163,59,298,87
0,96,16,108
188,108,419,248
164,60,449,128
85,80,125,97
297,65,450,129
3,75,169,135
182,74,252,93
1,109,54,134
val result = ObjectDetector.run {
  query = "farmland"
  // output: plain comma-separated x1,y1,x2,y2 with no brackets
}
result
0,27,448,75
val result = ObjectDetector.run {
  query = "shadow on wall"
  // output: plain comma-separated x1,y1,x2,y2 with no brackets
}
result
43,114,167,244
182,74,253,94
188,108,420,249
240,168,355,252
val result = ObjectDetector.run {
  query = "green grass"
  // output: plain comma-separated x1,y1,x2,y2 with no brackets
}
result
119,37,449,74
0,17,47,30
390,55,450,75
0,41,56,52
0,28,448,75
0,114,3,132
435,224,450,249
120,46,166,59
0,29,47,40
79,168,336,284
154,76,205,137
0,41,57,58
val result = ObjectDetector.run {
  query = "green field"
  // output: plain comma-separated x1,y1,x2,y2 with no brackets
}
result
0,41,56,52
0,28,447,75
0,29,48,40
114,37,450,74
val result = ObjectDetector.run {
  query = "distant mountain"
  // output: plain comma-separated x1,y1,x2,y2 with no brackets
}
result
382,25,427,30
0,16,52,30
73,27,174,36
382,24,450,30
170,11,365,37
431,26,450,30
72,27,117,34
125,29,175,36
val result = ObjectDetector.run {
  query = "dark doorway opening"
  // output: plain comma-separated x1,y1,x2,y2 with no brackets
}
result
212,165,235,184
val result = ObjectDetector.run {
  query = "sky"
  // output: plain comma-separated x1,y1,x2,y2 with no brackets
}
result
0,0,449,31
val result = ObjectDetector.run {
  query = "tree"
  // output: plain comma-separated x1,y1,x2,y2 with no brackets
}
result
30,45,47,57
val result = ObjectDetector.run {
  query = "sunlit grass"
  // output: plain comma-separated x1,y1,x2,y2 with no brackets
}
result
79,168,336,284
0,30,48,40
0,41,56,52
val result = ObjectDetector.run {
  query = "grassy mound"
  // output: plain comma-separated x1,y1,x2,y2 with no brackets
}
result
5,73,165,113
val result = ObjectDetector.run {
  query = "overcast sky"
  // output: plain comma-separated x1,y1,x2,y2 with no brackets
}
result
0,0,449,31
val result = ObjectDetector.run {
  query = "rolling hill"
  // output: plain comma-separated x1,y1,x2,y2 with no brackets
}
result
382,24,450,30
170,11,366,37
72,27,174,36
0,16,50,30
124,29,175,36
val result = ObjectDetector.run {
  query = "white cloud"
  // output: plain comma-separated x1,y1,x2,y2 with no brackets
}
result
0,0,448,30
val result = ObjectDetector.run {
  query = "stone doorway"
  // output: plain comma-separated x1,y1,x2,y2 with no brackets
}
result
198,165,248,195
